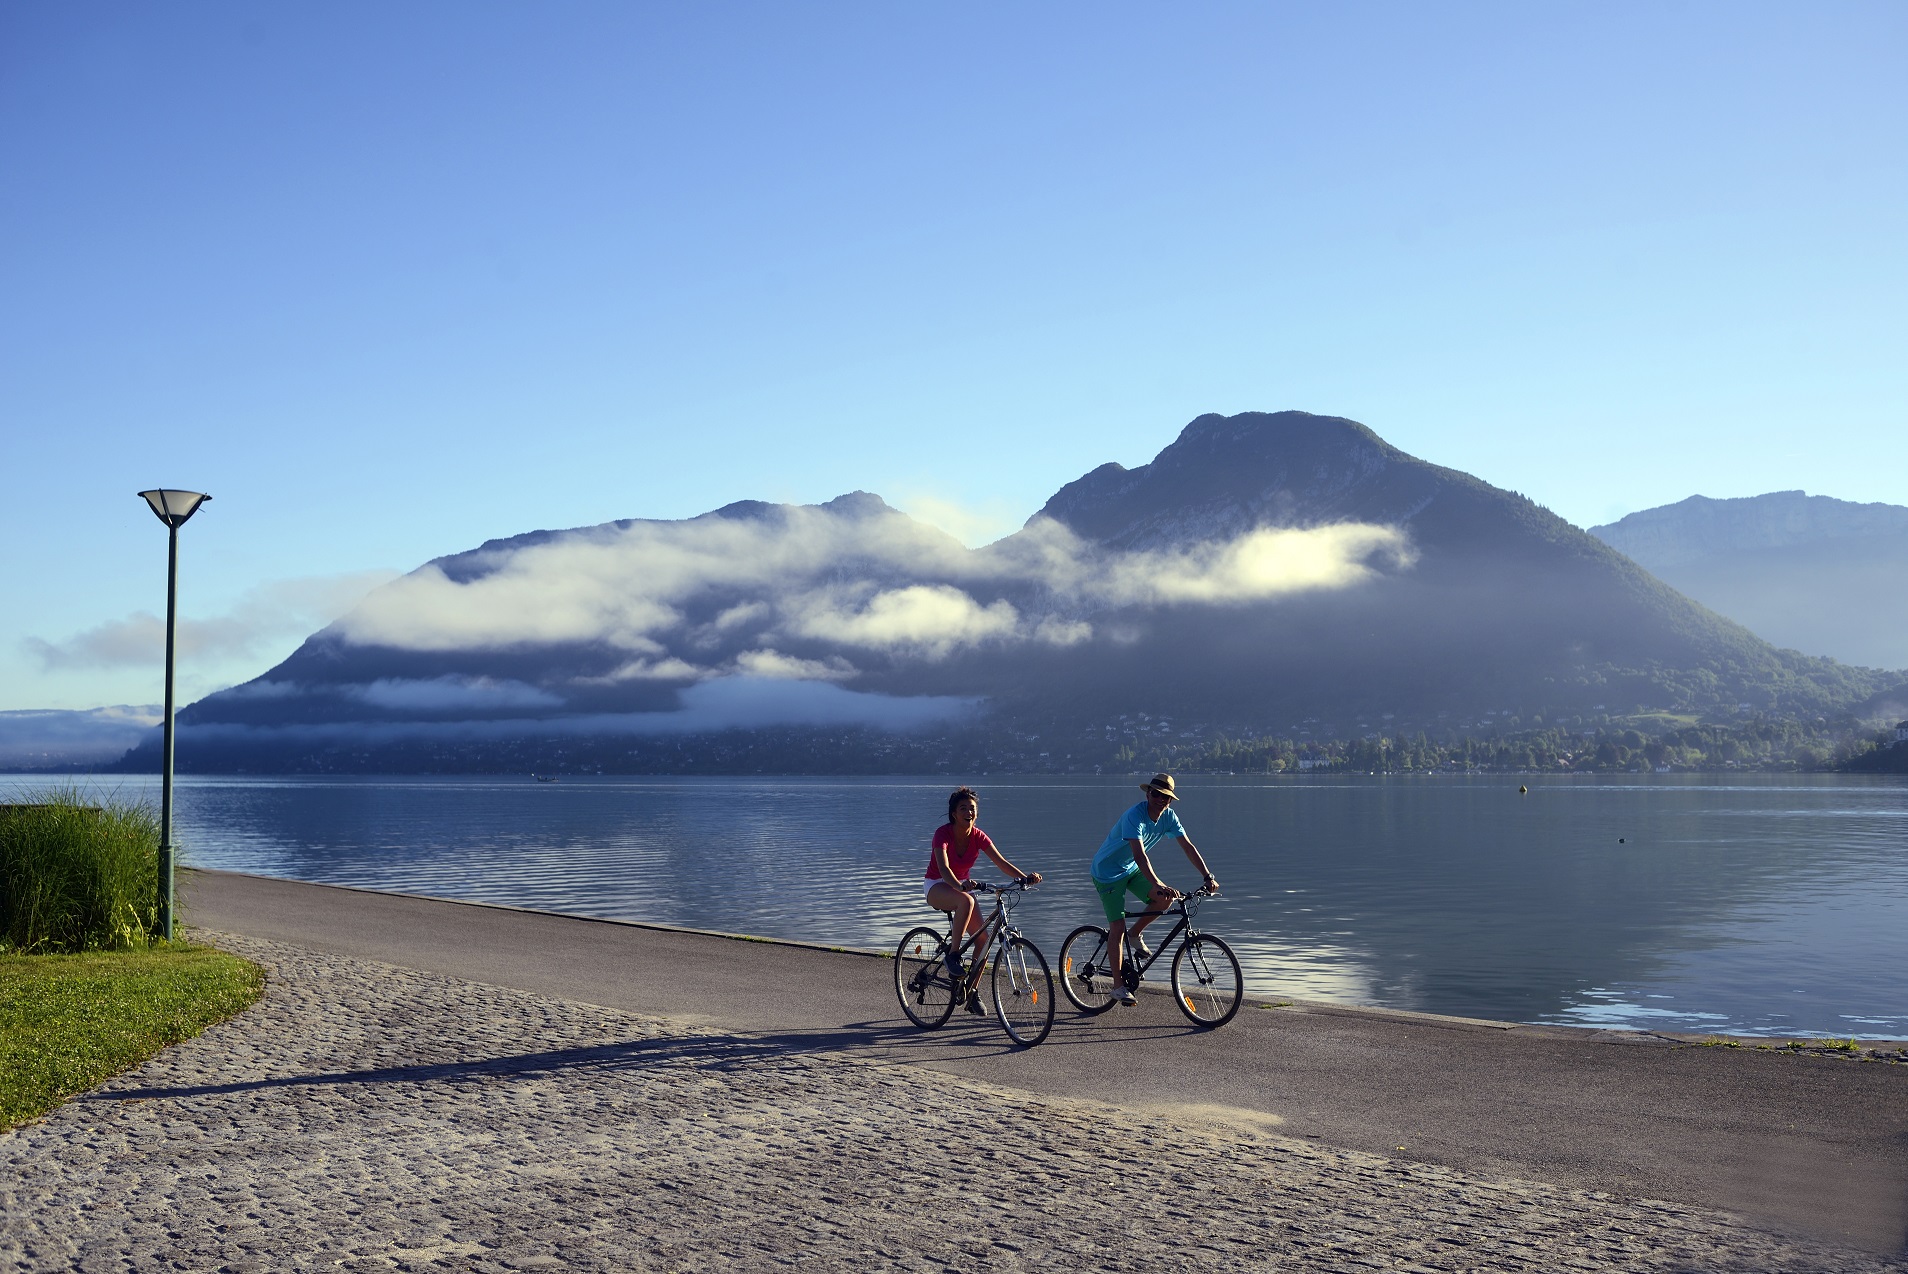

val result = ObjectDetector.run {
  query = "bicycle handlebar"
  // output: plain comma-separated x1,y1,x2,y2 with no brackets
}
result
967,877,1039,895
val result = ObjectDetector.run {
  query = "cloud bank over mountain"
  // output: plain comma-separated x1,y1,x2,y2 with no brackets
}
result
330,502,1411,673
187,489,1413,740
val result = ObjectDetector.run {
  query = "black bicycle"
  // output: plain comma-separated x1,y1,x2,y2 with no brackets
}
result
1058,886,1243,1027
894,879,1055,1047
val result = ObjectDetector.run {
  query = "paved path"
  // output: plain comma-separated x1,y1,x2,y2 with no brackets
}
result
5,930,1901,1273
174,868,1908,1259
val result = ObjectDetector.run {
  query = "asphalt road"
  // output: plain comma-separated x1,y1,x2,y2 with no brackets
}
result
182,867,1908,1257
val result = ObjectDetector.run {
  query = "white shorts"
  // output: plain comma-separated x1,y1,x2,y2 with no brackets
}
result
923,879,941,904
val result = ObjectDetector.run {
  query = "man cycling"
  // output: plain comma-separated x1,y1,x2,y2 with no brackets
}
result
1090,772,1219,1006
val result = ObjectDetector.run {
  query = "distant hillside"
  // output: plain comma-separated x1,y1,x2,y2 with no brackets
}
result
1,706,161,770
1591,492,1908,670
118,412,1897,774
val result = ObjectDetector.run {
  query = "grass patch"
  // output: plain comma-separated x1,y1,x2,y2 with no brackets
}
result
0,944,262,1129
1,788,161,953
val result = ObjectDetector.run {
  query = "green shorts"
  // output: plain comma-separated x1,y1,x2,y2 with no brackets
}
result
1093,868,1153,924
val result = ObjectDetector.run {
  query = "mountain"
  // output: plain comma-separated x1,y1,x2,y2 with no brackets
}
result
0,706,162,770
1590,492,1908,670
122,411,1898,773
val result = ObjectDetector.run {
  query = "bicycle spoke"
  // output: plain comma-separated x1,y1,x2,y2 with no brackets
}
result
991,936,1054,1047
1170,934,1243,1028
1059,925,1118,1014
895,926,958,1029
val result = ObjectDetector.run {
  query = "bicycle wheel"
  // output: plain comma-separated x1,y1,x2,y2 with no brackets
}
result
1058,925,1118,1014
895,926,958,1029
1171,934,1243,1028
991,936,1055,1047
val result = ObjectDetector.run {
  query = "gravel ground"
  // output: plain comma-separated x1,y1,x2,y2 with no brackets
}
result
2,933,1900,1273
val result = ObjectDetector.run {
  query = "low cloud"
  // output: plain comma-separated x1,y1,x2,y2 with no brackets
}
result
1100,525,1415,605
174,677,977,744
26,570,399,670
352,676,563,712
788,585,1020,659
732,649,858,681
326,502,1412,675
890,491,1023,548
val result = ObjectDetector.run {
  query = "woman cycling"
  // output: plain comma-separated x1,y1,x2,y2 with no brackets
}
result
926,786,1042,1014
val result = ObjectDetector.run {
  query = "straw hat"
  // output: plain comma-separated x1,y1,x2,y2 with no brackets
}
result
1140,773,1179,802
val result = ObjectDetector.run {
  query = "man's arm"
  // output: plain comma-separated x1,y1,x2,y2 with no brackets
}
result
1129,838,1169,893
1177,835,1217,890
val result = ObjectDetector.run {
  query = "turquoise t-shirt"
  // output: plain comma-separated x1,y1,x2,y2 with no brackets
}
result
1091,801,1187,883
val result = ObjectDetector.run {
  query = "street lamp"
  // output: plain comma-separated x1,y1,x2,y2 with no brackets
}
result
138,489,211,942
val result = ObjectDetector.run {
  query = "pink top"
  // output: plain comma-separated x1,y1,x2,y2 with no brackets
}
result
924,823,995,883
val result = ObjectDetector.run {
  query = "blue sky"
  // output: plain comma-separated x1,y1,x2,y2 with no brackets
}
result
3,1,1903,712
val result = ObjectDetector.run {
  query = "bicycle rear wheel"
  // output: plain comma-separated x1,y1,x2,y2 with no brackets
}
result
991,936,1055,1047
895,926,958,1029
1058,925,1118,1014
1171,934,1243,1028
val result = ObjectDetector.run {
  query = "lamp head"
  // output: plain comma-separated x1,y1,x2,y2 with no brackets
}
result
138,490,211,529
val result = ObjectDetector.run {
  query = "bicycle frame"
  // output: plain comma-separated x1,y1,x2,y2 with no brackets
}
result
949,880,1028,965
1119,890,1210,977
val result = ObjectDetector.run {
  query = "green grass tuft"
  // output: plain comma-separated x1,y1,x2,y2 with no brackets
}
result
0,944,263,1129
0,788,161,953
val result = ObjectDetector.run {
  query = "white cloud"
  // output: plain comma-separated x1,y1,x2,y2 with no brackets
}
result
1033,616,1094,646
713,602,769,631
25,569,399,670
352,676,564,711
336,506,972,652
171,677,978,741
732,649,858,681
789,585,1020,658
889,491,1023,548
581,657,710,684
321,501,1413,672
1099,525,1416,605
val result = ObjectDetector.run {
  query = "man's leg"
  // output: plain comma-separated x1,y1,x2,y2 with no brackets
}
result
1128,883,1176,949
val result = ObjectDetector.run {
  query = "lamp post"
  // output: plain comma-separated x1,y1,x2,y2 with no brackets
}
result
138,489,211,942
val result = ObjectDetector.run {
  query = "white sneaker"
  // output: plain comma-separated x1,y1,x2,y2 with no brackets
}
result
1115,984,1138,1007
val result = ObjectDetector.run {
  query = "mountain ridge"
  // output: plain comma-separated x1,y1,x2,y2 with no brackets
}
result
1590,490,1908,669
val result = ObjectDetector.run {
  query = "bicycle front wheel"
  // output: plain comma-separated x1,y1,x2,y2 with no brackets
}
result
991,936,1055,1047
895,926,958,1029
1058,925,1118,1014
1171,934,1243,1028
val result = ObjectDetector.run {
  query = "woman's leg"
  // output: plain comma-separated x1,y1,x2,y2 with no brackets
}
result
925,881,976,968
963,908,994,999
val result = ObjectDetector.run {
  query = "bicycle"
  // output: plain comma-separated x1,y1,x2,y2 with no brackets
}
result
1058,885,1243,1028
894,878,1056,1047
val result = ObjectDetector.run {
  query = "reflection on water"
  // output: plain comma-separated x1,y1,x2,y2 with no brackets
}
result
7,771,1902,1037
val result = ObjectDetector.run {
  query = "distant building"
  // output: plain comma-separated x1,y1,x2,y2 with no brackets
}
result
1895,721,1908,746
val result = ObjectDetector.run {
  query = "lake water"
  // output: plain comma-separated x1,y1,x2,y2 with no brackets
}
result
8,772,1904,1039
